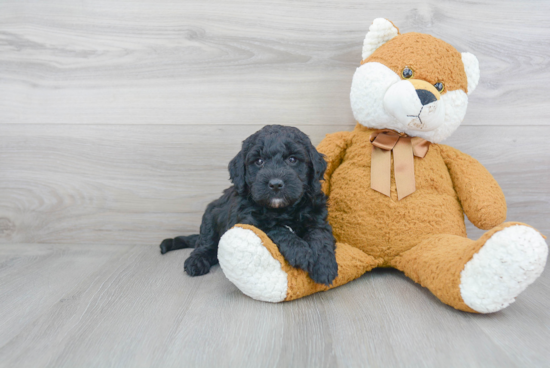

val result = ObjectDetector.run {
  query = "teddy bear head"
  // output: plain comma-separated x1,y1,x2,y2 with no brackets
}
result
350,18,480,143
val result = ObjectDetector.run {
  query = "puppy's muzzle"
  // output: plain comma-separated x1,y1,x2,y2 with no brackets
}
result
268,179,284,192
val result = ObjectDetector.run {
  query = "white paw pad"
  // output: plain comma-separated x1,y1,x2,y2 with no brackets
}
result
460,225,548,313
218,227,288,302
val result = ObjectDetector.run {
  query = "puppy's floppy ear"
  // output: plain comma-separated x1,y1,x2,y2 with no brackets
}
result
306,141,327,192
229,149,247,195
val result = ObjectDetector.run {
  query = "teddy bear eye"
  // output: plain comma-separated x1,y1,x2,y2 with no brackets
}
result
402,67,413,79
434,82,445,92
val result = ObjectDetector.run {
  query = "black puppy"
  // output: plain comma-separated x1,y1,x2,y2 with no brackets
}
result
160,125,338,285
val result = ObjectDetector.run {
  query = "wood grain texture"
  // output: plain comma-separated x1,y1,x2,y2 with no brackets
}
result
0,244,133,348
1,124,548,245
0,0,549,126
0,244,548,368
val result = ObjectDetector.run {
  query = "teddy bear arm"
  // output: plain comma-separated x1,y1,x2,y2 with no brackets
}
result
438,144,507,230
218,224,380,302
316,131,352,195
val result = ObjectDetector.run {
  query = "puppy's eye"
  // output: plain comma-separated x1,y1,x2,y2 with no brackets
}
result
287,156,298,164
402,67,414,79
254,158,264,166
434,82,445,93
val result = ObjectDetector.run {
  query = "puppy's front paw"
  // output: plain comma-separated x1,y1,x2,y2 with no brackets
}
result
159,238,173,254
309,253,338,286
184,255,211,276
284,245,314,272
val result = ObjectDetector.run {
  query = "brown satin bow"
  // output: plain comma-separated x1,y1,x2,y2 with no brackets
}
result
370,130,431,200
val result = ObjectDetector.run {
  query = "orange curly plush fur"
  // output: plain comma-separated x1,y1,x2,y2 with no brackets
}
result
218,19,548,313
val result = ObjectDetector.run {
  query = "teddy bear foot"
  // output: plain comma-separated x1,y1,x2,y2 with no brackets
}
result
460,225,548,313
218,226,288,302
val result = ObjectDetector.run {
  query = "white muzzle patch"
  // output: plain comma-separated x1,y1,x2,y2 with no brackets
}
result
383,80,445,132
270,198,286,208
351,62,470,143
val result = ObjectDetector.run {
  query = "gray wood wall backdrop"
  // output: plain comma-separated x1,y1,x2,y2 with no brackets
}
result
1,0,549,246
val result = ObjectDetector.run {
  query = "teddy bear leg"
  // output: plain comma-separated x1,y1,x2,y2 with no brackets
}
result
218,224,380,302
390,222,548,313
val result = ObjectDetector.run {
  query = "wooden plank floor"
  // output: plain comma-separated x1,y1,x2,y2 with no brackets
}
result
0,244,549,368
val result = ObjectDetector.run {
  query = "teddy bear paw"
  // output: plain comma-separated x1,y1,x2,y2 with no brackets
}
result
460,225,548,313
218,227,288,302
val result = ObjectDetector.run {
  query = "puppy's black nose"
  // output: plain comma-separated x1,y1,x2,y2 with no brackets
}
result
416,89,437,106
268,179,284,191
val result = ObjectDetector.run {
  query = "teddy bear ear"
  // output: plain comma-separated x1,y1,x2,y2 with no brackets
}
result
461,52,480,94
361,18,400,61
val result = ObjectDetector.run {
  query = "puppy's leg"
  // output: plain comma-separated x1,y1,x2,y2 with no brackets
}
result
184,212,220,276
303,227,338,286
159,234,199,254
266,226,315,273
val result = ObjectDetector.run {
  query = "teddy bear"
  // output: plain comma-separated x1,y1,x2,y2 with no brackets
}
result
217,18,548,313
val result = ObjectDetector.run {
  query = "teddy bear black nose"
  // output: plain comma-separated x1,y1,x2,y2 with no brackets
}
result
416,89,437,106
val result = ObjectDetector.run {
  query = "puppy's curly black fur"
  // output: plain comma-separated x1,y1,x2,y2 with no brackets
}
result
160,125,338,285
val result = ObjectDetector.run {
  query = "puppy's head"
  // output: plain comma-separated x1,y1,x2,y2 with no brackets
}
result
229,125,326,209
